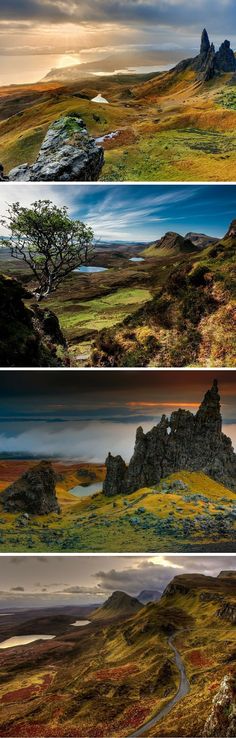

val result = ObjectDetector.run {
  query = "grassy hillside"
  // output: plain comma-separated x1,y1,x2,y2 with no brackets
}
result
0,464,235,552
92,233,236,367
0,573,235,737
1,66,236,181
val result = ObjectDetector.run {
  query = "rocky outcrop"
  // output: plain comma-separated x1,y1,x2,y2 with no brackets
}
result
175,29,236,82
103,453,127,496
0,274,68,367
217,602,236,624
8,113,104,182
1,461,60,515
200,29,211,57
225,220,236,239
103,381,236,495
216,41,236,73
203,675,236,736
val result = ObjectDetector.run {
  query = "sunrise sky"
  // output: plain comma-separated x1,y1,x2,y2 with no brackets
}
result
0,554,235,608
1,0,236,84
0,370,235,460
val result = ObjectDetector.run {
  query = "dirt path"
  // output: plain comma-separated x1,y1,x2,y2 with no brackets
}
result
128,634,190,737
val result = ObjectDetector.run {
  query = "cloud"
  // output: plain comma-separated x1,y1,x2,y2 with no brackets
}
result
1,1,236,35
93,555,236,596
11,586,24,591
0,414,235,463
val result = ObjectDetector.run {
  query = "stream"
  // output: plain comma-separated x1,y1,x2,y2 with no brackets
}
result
128,635,190,737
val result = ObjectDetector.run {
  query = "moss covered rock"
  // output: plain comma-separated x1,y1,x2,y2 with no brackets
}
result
0,273,69,366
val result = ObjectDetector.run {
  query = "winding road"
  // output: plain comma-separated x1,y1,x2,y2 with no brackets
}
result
128,635,190,738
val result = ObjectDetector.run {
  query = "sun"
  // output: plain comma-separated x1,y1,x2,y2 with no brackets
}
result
56,53,81,69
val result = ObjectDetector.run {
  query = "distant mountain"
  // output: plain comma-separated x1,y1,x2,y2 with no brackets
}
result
142,231,196,257
91,590,143,620
43,48,186,83
185,232,218,249
138,589,162,604
217,571,236,580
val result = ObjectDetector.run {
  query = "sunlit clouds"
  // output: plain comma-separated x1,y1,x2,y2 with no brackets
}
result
0,554,235,608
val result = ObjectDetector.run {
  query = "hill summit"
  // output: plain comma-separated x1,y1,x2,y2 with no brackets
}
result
103,380,236,496
92,590,143,620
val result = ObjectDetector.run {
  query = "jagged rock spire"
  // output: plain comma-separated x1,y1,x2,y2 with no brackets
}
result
103,381,236,495
195,379,222,435
200,28,210,56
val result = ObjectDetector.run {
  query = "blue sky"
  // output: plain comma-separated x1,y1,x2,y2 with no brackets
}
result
0,184,235,243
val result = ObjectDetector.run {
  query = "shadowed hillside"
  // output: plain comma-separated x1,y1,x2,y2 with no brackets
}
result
0,571,235,737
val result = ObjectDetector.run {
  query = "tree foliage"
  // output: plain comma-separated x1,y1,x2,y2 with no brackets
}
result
0,199,94,300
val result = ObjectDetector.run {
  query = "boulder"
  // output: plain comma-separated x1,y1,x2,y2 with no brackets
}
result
103,381,236,495
8,113,104,182
0,274,68,367
1,461,60,515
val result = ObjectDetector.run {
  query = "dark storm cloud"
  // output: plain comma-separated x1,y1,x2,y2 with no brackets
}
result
1,369,235,401
1,0,236,35
94,556,236,596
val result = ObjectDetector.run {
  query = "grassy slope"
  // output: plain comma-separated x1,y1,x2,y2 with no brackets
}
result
1,69,236,181
0,466,235,553
0,576,235,737
92,235,236,367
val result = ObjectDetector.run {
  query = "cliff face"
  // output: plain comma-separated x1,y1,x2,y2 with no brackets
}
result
0,274,68,367
103,381,236,496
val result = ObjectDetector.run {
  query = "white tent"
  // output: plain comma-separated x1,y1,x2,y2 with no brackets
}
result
91,93,109,104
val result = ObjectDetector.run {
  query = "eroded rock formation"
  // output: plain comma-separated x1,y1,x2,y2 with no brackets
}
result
0,274,68,367
2,461,60,515
203,674,236,736
103,381,236,495
8,113,104,182
175,29,236,82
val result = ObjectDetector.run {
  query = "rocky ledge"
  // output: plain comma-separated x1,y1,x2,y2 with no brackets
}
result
7,113,104,182
103,380,236,495
1,461,60,515
0,274,69,366
203,674,236,736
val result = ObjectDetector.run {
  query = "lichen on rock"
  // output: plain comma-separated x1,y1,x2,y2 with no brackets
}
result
8,113,104,182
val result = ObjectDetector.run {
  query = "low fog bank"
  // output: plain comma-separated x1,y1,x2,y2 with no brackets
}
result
0,419,235,461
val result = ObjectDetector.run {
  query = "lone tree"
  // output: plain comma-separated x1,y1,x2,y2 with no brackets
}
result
0,199,94,301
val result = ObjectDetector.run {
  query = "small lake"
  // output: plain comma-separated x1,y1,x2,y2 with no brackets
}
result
69,482,102,498
71,620,90,627
129,257,144,262
74,266,108,273
0,635,55,649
